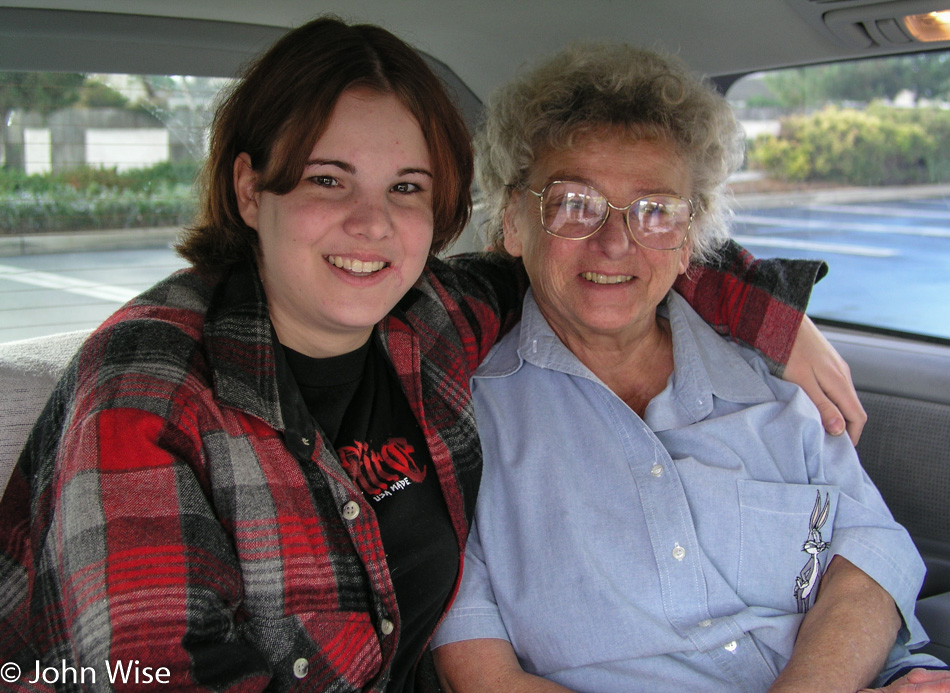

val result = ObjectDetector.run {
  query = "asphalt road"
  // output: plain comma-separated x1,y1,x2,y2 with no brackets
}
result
0,246,187,342
732,198,950,342
1,197,948,343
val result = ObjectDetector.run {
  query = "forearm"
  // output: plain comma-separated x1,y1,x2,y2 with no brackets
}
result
434,639,575,693
785,315,867,443
768,555,901,693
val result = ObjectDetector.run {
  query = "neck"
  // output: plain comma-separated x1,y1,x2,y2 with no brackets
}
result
270,316,373,359
556,315,674,417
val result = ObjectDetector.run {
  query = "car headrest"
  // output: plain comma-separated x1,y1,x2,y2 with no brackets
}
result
0,330,90,493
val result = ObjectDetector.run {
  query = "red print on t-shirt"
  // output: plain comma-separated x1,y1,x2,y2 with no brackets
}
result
338,437,426,497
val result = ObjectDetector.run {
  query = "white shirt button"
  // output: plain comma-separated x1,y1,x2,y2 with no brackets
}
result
724,641,737,652
650,464,664,477
380,618,395,635
293,658,309,678
341,500,360,521
698,619,712,628
672,544,686,561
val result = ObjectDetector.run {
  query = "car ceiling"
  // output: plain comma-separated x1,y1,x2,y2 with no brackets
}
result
2,0,949,104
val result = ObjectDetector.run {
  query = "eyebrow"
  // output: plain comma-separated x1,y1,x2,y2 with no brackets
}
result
306,159,355,174
306,159,433,178
400,167,434,179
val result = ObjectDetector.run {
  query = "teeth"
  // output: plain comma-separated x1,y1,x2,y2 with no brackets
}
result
582,271,633,285
326,256,387,274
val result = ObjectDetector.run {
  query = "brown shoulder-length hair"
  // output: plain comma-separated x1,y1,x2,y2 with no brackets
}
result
176,16,473,270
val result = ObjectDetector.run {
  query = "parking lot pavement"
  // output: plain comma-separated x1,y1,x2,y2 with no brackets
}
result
0,246,187,342
732,198,950,341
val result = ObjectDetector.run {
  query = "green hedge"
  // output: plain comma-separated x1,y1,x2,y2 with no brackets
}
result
747,104,950,186
0,161,199,234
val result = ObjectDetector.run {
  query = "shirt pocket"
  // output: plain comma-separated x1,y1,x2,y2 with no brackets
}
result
240,609,382,690
736,480,839,613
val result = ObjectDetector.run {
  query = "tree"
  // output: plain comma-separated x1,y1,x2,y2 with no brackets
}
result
0,72,85,117
79,80,130,108
0,72,85,169
760,51,950,112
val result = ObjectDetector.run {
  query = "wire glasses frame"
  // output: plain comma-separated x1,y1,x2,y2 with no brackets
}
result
528,180,694,251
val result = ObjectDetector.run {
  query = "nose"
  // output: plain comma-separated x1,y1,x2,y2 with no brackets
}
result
343,192,392,240
589,207,632,258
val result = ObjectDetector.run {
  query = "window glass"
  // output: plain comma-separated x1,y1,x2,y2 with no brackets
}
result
0,72,231,342
726,51,950,342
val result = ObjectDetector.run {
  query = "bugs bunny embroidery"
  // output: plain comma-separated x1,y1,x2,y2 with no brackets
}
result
794,490,831,613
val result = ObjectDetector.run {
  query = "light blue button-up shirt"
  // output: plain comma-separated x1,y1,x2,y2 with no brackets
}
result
433,289,941,692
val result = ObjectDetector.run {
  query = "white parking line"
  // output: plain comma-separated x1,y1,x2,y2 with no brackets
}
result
731,235,897,257
808,204,950,220
0,263,138,303
735,214,950,238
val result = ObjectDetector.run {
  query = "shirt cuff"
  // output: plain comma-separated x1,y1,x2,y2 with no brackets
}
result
430,606,511,650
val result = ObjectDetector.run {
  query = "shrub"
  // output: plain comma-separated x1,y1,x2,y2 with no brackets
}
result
0,161,200,234
747,104,950,186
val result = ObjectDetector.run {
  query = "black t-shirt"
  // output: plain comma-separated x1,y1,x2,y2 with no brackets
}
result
282,336,459,693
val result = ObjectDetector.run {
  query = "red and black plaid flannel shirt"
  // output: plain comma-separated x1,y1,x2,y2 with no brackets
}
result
0,245,823,692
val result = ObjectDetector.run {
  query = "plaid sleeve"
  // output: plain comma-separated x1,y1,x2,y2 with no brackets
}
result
49,404,271,690
430,253,530,364
675,239,828,374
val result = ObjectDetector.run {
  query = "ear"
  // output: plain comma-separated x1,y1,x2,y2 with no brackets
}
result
502,191,525,258
233,153,261,230
676,238,693,275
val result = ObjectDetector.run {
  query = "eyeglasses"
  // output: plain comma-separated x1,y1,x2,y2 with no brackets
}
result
528,181,693,251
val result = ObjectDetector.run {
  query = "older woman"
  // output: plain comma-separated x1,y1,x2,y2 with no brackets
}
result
431,44,947,692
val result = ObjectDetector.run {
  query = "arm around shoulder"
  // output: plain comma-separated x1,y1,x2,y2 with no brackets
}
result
676,241,866,443
674,239,827,370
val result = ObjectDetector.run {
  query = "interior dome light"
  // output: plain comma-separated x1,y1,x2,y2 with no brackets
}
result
904,10,950,41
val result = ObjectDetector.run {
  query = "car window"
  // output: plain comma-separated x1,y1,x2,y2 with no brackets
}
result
726,50,950,343
0,71,230,342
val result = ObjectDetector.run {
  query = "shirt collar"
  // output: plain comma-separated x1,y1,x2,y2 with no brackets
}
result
202,261,302,442
473,288,596,382
475,289,774,428
647,291,774,430
201,261,430,463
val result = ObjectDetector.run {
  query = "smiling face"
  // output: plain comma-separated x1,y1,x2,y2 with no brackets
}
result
504,131,693,350
235,88,434,357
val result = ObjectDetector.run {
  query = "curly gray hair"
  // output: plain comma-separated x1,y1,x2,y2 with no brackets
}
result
477,42,744,261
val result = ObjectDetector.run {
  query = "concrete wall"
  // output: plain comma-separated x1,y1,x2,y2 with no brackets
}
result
4,107,195,173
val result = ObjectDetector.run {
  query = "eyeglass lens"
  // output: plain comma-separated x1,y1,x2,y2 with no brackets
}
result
540,182,689,249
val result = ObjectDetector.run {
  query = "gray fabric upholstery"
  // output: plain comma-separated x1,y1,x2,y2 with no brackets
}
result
856,391,950,662
0,330,89,491
856,392,950,544
915,591,950,664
